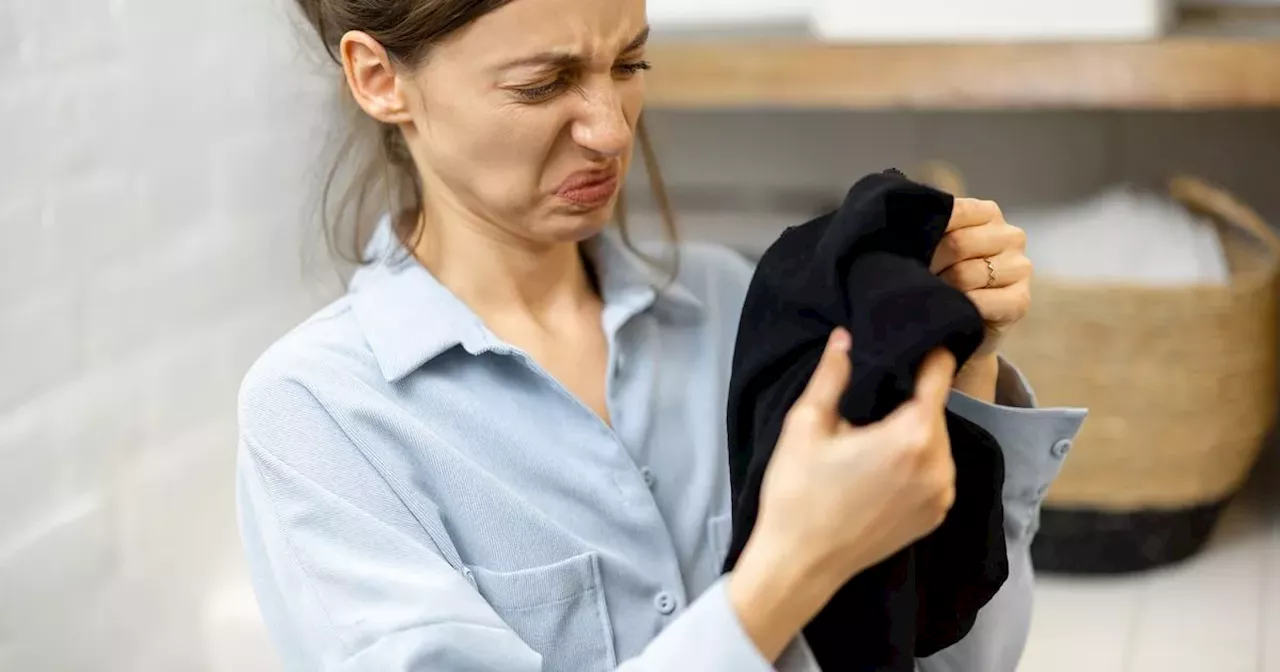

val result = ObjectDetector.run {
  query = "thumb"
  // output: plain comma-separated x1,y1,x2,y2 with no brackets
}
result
913,348,958,413
793,328,853,429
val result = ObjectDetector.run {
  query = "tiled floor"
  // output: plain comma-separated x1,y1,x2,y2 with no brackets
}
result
1020,444,1280,672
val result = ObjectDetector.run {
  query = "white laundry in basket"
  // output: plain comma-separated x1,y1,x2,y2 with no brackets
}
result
1010,186,1230,286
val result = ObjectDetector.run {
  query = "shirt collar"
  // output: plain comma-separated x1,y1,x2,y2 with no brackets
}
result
351,221,704,383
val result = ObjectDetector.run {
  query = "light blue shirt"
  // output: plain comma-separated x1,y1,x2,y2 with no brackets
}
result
235,229,1087,672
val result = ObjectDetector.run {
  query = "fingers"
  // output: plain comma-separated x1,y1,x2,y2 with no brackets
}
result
938,251,1032,292
946,198,1002,233
930,222,1026,274
791,328,853,431
913,348,958,413
965,284,1033,326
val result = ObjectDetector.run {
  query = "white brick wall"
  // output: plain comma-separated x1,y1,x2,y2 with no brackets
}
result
1,2,1278,671
0,1,337,670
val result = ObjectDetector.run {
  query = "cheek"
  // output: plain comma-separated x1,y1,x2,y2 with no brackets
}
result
624,78,646,123
413,77,564,211
608,82,645,180
469,107,563,197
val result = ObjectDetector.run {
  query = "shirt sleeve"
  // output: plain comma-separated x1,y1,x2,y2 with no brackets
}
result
236,371,785,672
918,357,1088,672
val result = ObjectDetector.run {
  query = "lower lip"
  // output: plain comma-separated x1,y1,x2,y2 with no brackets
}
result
558,176,619,207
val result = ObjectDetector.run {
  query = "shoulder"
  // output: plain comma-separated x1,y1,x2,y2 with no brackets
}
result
646,239,757,322
675,240,756,298
236,294,380,446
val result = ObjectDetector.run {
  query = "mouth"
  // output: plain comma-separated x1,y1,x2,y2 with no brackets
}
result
554,168,620,208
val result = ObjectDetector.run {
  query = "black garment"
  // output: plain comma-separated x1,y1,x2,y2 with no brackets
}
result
723,170,1009,672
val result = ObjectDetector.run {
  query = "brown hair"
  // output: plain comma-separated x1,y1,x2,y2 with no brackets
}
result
293,0,677,275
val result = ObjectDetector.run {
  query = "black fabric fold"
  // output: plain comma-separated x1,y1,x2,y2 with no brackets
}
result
723,169,1009,671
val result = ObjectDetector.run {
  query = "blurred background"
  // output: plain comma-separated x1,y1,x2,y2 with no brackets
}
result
2,0,1280,670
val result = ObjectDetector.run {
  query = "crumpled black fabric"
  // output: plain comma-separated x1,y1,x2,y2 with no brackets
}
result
723,169,1009,671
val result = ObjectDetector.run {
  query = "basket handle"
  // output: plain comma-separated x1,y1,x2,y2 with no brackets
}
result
1169,175,1280,257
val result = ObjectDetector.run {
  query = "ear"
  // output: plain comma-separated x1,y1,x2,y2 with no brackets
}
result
339,31,413,125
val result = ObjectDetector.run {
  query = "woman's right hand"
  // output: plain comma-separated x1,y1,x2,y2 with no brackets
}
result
728,327,959,661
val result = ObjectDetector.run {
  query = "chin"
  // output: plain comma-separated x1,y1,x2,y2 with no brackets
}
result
541,200,619,243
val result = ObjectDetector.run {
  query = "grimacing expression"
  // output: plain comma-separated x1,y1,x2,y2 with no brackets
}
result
394,0,650,244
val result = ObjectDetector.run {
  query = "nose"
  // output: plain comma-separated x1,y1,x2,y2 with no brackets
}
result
570,80,633,158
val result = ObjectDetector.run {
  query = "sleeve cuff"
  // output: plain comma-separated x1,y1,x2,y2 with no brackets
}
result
639,575,777,671
676,576,822,671
777,634,822,671
946,356,1088,541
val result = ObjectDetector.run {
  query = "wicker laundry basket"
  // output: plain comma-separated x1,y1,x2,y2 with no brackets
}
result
914,162,1280,574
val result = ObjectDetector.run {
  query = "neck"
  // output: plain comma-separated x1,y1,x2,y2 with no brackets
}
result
410,209,599,326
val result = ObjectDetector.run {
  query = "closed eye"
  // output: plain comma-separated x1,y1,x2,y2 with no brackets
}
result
615,60,652,76
513,78,569,101
511,60,653,103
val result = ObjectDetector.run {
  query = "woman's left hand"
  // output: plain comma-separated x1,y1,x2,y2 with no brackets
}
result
930,198,1033,357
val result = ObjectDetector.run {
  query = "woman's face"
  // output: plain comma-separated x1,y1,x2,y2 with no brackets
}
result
398,0,650,246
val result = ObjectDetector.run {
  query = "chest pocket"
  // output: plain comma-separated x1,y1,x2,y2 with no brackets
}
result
465,551,617,671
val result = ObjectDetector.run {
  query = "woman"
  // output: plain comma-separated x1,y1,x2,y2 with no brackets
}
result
236,0,1087,670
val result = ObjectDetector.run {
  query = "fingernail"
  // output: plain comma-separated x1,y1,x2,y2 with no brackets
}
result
830,328,851,352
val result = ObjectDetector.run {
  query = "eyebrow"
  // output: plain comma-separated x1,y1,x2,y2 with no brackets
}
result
499,25,651,71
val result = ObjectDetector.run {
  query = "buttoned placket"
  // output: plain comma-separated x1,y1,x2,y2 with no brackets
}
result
478,297,690,623
605,310,691,620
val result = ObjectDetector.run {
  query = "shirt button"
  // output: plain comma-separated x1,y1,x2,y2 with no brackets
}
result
1051,439,1073,459
640,466,656,488
654,591,677,615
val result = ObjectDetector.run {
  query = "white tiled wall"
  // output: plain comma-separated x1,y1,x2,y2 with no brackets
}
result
1,2,1278,671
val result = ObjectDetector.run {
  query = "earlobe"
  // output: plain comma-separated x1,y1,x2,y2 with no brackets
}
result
339,30,413,125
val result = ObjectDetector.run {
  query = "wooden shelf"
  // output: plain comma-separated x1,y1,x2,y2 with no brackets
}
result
644,17,1280,110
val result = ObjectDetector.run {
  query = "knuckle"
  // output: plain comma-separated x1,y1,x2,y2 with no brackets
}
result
915,423,938,452
926,473,955,512
785,404,822,430
933,492,954,524
984,199,1003,219
889,439,922,470
900,428,934,463
942,485,957,511
902,405,933,439
933,458,956,489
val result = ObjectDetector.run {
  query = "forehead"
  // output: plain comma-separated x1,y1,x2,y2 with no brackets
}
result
440,0,648,66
